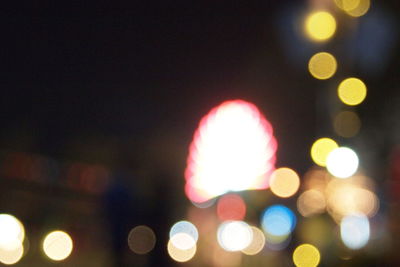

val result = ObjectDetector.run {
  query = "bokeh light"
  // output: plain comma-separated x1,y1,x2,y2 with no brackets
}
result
170,233,196,250
217,221,253,252
241,226,265,255
310,138,338,167
0,243,24,265
297,189,326,217
308,52,337,80
0,214,25,251
167,239,196,262
261,205,296,237
293,244,321,267
43,231,73,261
269,167,300,198
326,147,359,178
128,225,156,254
340,213,370,249
298,217,331,249
338,78,367,106
170,221,198,244
345,0,370,17
334,111,361,138
217,194,246,221
185,99,277,203
335,0,361,12
304,11,336,42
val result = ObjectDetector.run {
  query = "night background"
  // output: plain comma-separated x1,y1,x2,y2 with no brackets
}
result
0,0,399,266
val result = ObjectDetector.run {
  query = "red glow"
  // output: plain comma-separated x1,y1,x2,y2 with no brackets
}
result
217,194,246,221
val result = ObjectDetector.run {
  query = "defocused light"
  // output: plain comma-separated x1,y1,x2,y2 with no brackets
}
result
326,147,359,178
335,0,361,12
308,52,337,80
241,226,265,255
217,221,253,252
170,233,196,250
264,231,291,251
0,243,24,265
334,111,361,138
346,0,370,17
261,205,296,237
340,213,370,249
212,248,242,267
303,167,330,191
185,100,277,203
293,244,321,267
304,11,336,42
167,239,196,262
298,217,331,248
338,78,367,106
310,138,338,167
43,231,73,261
170,221,198,245
128,225,156,254
217,194,246,221
269,167,300,198
297,190,326,217
0,214,25,251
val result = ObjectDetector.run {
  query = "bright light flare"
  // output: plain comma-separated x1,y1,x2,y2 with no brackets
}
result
0,243,24,265
340,213,370,249
217,221,253,252
304,11,336,42
261,205,296,237
43,231,73,261
310,138,338,167
293,244,321,267
269,167,300,198
167,239,196,262
338,78,367,106
308,52,337,80
326,147,359,178
185,100,277,203
0,214,25,251
217,194,246,221
170,221,198,245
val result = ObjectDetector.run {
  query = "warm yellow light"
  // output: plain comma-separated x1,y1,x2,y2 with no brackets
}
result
310,138,338,167
241,226,265,255
270,167,300,198
338,78,367,106
0,243,24,265
297,189,326,217
346,0,370,17
0,214,25,251
334,111,361,138
167,239,196,262
293,244,321,267
335,0,361,11
43,231,73,261
308,52,337,80
305,11,336,42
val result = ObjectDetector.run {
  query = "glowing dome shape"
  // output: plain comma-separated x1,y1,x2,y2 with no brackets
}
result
308,52,337,80
0,214,25,251
304,11,336,42
43,231,73,261
340,213,370,249
293,244,321,267
185,100,277,203
326,147,359,178
170,221,198,245
261,205,296,237
217,221,253,252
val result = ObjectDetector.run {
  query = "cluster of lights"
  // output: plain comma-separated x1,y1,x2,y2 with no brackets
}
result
0,213,73,265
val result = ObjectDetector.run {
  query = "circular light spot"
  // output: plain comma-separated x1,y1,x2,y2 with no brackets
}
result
346,0,370,17
326,147,359,178
217,221,253,252
167,239,196,262
0,243,24,265
335,0,361,12
308,52,337,80
217,194,246,221
169,221,198,244
241,226,265,255
170,233,196,250
340,213,370,249
261,205,296,237
0,214,25,251
297,189,326,217
338,78,367,106
310,138,338,167
304,11,336,41
293,244,321,267
43,231,73,261
128,225,156,255
270,168,300,198
334,111,361,138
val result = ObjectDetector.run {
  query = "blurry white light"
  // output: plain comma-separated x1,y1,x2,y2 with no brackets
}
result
340,213,370,249
217,221,253,252
170,221,198,244
170,233,196,250
326,147,359,178
0,214,25,250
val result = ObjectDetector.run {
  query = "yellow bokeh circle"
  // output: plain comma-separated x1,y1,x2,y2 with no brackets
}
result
338,78,367,106
310,138,338,167
270,167,300,198
305,11,336,42
308,52,337,80
293,244,321,267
